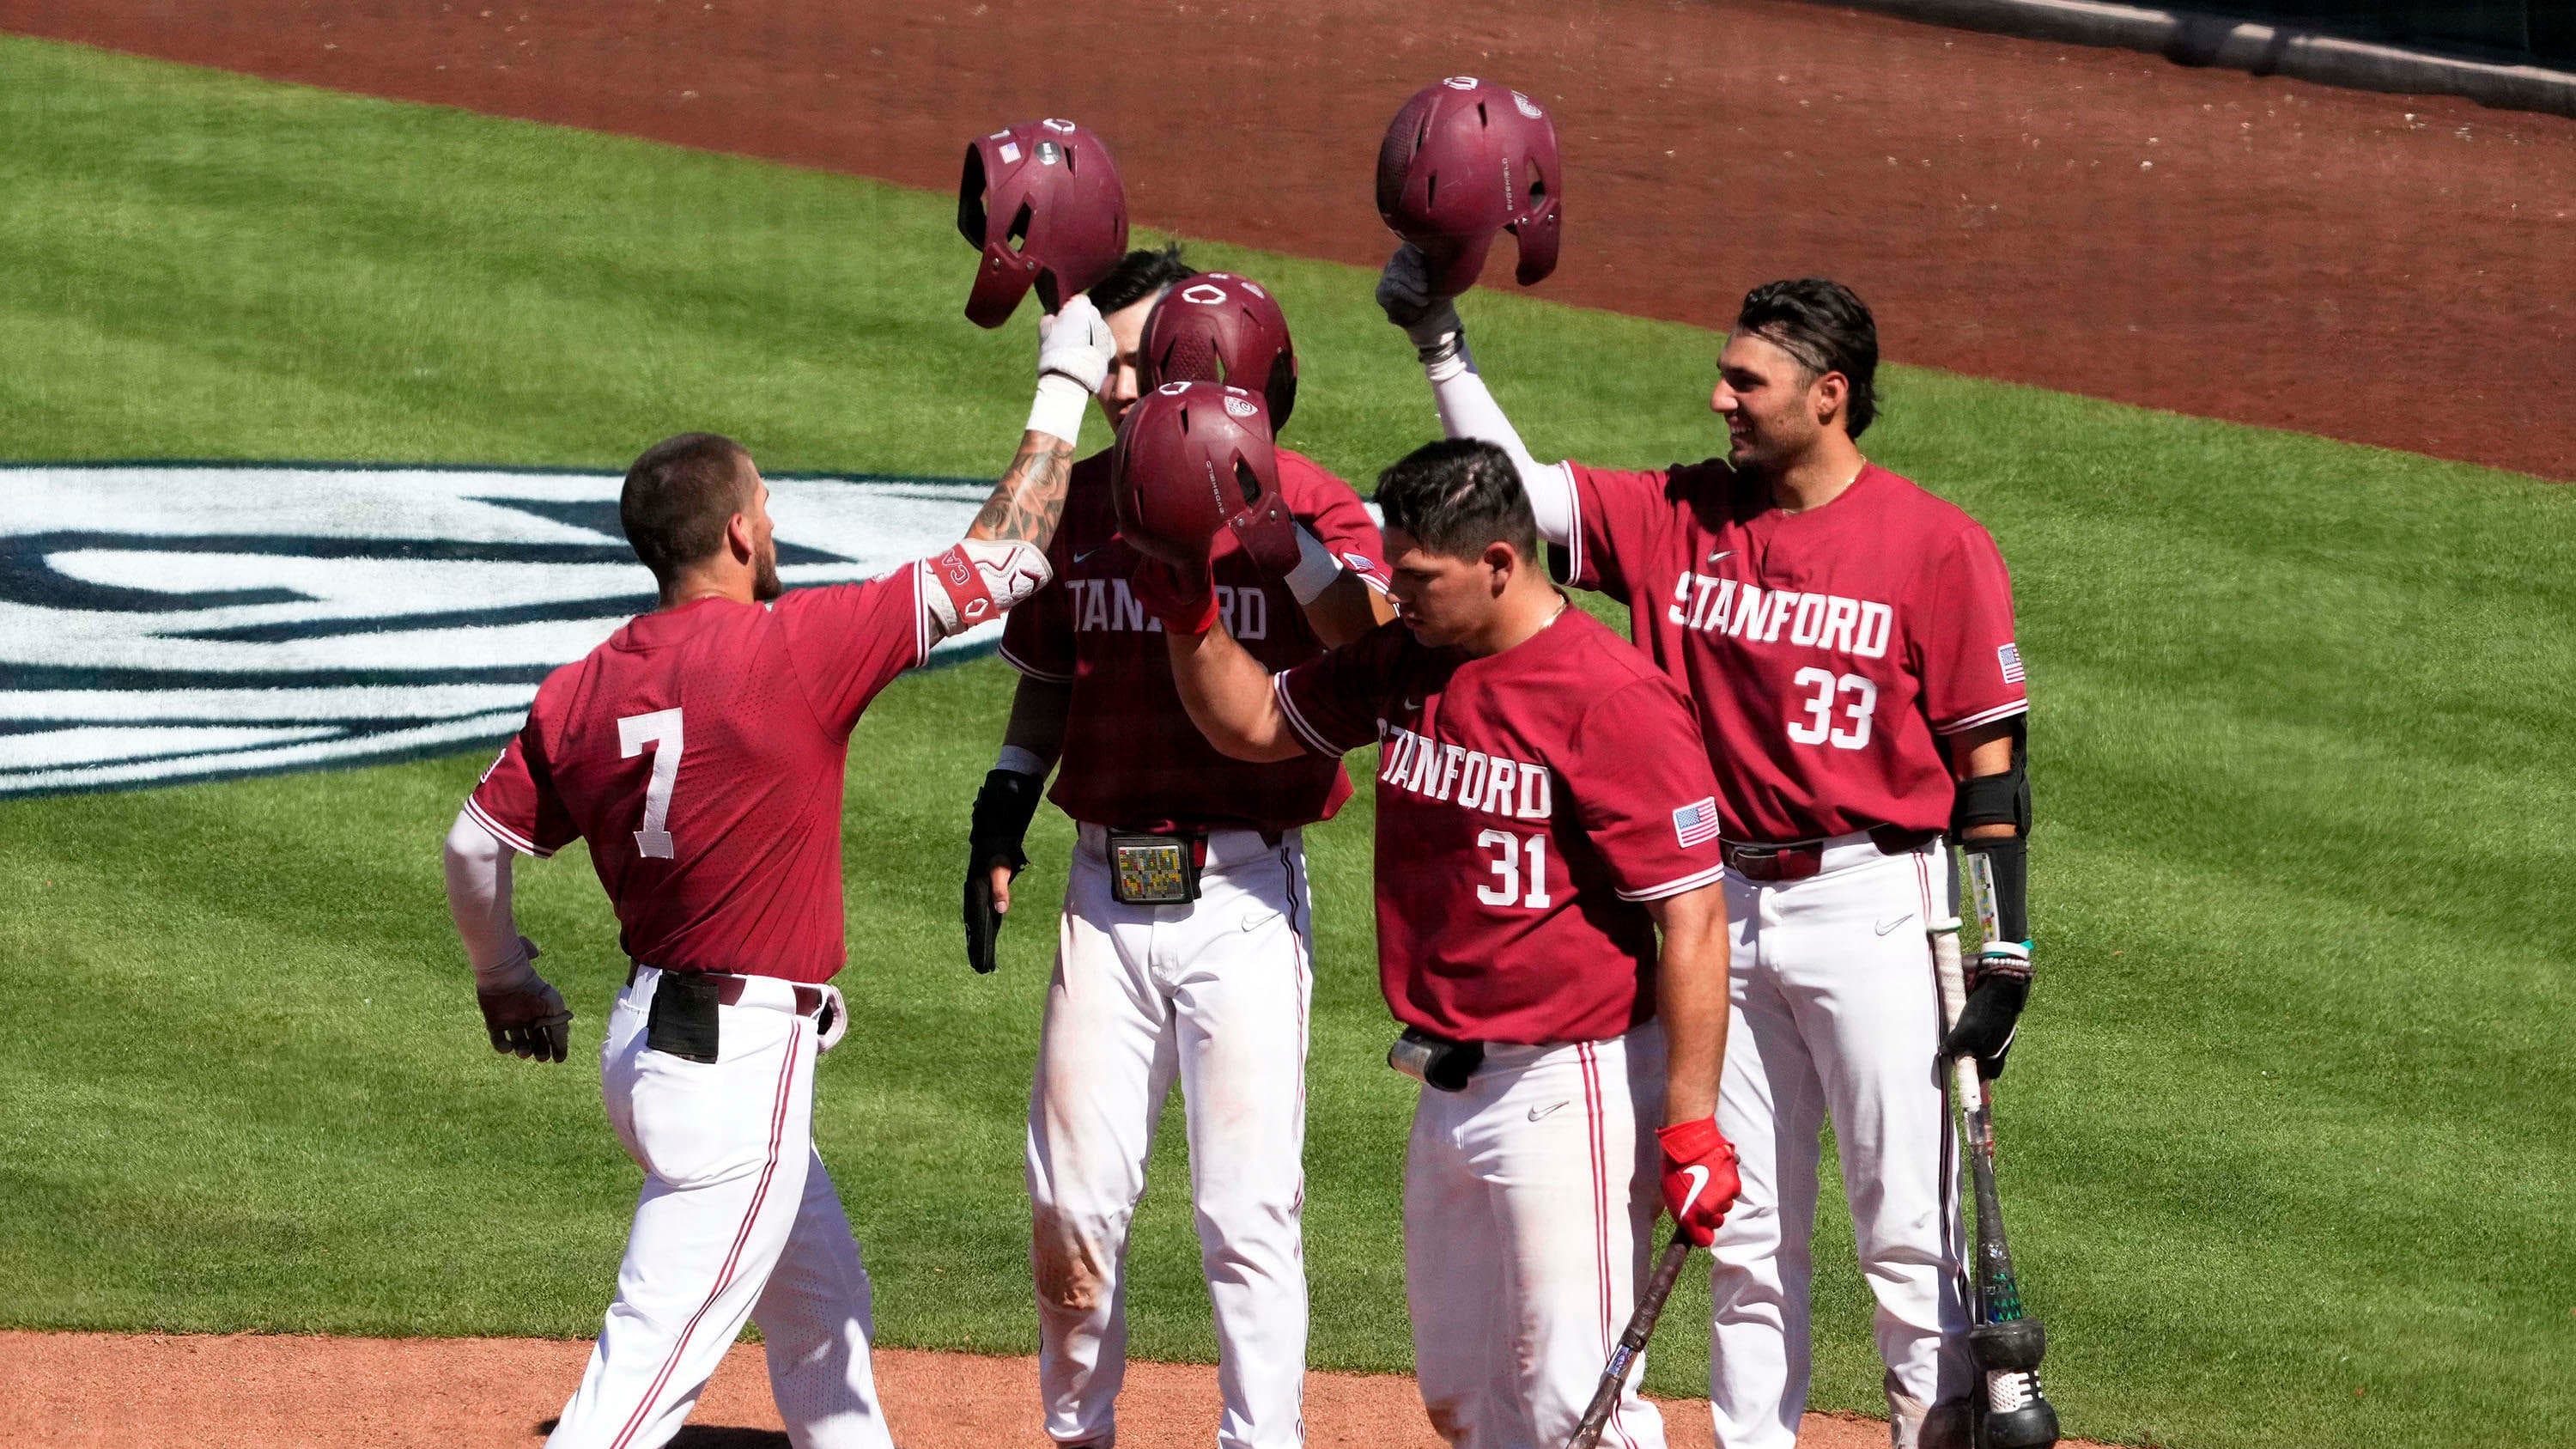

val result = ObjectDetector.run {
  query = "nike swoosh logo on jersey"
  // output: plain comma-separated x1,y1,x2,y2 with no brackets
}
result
1681,1164,1710,1214
1072,545,1113,567
1875,914,1913,935
1528,1101,1569,1123
1707,550,1734,563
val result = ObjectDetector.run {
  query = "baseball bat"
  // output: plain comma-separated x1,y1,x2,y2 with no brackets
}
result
1933,917,2061,1449
1564,1233,1692,1449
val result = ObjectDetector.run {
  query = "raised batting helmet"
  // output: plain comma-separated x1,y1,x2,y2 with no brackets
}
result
1375,77,1562,298
1110,381,1279,567
957,119,1129,328
1139,272,1300,431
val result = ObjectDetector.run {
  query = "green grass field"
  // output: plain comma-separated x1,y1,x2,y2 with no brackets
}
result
3,34,2573,1449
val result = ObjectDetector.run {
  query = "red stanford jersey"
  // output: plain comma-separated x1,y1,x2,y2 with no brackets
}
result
466,571,933,983
1275,606,1725,1045
1559,460,2026,843
1001,446,1388,834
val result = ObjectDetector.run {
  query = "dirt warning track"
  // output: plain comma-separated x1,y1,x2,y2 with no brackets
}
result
4,0,2573,478
0,1330,2123,1447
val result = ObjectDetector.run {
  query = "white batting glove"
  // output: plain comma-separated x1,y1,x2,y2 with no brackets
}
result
1036,293,1115,395
816,983,849,1054
1376,243,1465,356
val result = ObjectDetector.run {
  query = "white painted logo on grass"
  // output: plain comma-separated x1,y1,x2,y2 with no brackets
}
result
0,463,1000,798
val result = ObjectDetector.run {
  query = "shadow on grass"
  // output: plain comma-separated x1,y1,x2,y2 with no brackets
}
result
534,1418,788,1446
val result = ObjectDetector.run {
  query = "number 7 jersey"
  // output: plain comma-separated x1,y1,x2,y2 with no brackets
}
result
465,573,936,983
1558,460,2027,843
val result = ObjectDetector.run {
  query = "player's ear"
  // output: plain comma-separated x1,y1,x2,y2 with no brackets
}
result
1482,540,1516,596
725,511,756,564
1813,368,1850,429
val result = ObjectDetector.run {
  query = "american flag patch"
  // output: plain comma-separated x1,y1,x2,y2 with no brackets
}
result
1673,797,1721,849
1998,642,2026,685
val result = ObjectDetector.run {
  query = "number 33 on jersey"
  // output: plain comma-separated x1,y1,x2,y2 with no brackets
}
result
1558,461,2028,843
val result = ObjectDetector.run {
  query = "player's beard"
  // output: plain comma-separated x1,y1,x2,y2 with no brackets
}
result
752,541,783,601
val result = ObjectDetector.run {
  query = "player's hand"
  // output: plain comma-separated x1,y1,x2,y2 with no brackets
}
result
474,936,572,1063
1941,942,2030,1080
1376,243,1463,353
1037,292,1115,396
1127,551,1220,636
965,768,1045,974
1656,1116,1741,1248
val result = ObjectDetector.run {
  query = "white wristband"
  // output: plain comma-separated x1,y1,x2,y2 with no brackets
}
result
1025,372,1091,447
994,745,1048,777
1420,332,1475,382
1284,525,1346,605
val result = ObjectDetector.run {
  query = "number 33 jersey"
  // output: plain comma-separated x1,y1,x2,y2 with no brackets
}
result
465,572,936,983
1275,606,1726,1045
1558,460,2027,843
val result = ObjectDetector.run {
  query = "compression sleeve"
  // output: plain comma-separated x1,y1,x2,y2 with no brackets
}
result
1423,351,1577,546
443,807,524,974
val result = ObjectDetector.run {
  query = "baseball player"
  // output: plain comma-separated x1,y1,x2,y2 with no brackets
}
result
1139,429,1741,1449
960,250,1391,1449
440,373,1096,1445
1378,259,2032,1448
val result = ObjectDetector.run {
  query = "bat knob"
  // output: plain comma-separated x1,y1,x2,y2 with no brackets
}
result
1978,1390,2059,1449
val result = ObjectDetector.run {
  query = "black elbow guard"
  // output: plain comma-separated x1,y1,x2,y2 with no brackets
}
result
1951,763,2031,841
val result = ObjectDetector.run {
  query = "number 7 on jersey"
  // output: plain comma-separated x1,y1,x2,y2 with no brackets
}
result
618,708,684,859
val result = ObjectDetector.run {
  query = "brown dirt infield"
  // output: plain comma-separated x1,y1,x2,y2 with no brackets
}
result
0,1330,2107,1447
2,0,2572,478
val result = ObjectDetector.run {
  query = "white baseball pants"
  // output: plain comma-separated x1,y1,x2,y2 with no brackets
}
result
1404,1024,1669,1449
1705,836,1969,1449
1026,824,1315,1449
547,966,896,1449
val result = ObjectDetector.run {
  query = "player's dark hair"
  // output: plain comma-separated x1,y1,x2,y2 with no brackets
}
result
621,432,754,583
1086,243,1193,315
1374,438,1539,562
1737,278,1880,438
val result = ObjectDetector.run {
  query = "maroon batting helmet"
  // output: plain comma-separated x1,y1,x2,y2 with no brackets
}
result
957,119,1129,328
1110,381,1279,567
1139,272,1300,432
1375,77,1563,298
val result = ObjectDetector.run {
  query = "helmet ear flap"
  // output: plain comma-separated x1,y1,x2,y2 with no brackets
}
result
957,144,988,247
1511,197,1561,286
1267,352,1298,432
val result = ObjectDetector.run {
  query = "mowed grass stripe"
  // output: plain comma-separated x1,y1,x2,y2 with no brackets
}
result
2,34,2571,1449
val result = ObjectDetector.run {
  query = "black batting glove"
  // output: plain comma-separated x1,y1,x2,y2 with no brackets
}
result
1941,942,2030,1079
963,768,1044,974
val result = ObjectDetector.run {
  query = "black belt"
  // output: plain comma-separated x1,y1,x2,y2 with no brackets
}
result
627,961,826,1015
1722,825,1939,882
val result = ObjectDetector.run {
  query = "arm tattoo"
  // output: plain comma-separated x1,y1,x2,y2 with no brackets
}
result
968,430,1077,548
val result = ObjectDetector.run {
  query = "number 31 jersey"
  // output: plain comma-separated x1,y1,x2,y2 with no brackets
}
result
1558,460,2026,844
1275,606,1725,1045
465,573,933,983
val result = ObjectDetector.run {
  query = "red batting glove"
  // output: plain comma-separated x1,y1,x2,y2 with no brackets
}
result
1656,1116,1741,1248
1126,551,1220,636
